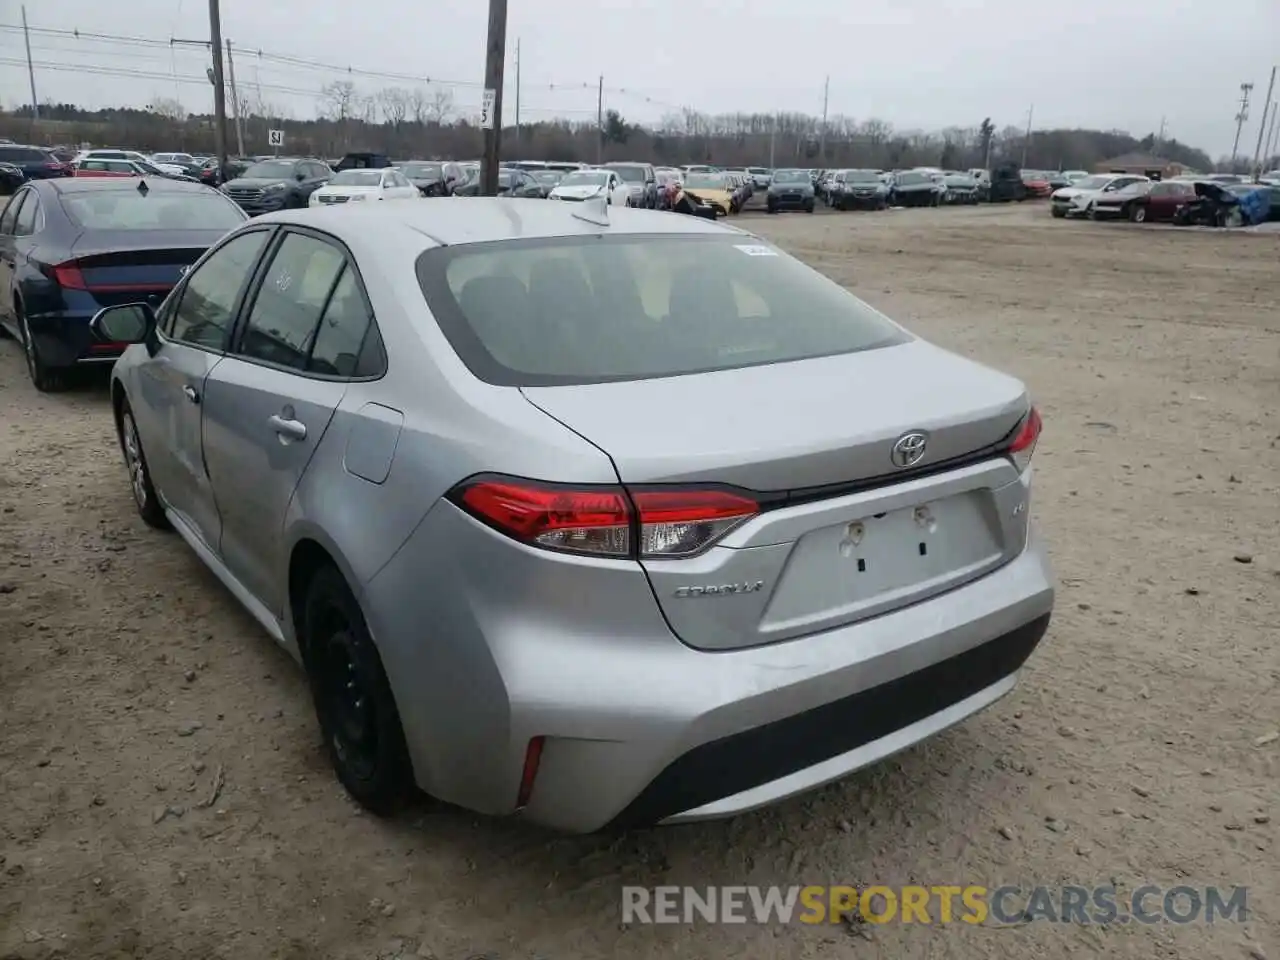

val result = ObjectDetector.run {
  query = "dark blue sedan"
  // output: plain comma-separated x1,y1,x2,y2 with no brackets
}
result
0,176,248,391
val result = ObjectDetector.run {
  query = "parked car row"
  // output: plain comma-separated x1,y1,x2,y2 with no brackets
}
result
1048,173,1278,226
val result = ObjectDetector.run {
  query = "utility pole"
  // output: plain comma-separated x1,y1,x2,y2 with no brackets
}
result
596,75,604,164
513,38,521,147
20,6,38,123
479,0,508,196
1230,82,1253,165
205,0,229,182
1157,115,1166,150
1266,100,1280,169
1020,104,1034,167
818,75,829,158
768,115,776,168
1250,66,1276,178
225,40,246,157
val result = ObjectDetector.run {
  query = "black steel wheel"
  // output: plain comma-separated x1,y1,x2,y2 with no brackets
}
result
303,565,413,815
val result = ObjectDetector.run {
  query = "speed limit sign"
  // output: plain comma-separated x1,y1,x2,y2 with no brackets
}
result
268,129,285,147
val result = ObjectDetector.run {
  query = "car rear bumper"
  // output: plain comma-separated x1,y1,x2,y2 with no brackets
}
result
363,502,1055,833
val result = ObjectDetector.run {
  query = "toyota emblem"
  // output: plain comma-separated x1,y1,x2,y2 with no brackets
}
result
891,432,928,468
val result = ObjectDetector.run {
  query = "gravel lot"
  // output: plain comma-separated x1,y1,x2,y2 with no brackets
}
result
1,203,1277,960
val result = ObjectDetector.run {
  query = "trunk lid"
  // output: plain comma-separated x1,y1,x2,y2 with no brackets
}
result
69,230,221,307
523,341,1033,650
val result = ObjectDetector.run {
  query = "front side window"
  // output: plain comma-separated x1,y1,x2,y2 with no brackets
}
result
168,230,270,350
239,232,346,370
417,234,910,386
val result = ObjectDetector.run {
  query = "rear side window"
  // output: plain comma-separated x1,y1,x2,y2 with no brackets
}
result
237,231,384,378
0,192,25,234
13,193,39,235
240,232,346,370
416,235,909,386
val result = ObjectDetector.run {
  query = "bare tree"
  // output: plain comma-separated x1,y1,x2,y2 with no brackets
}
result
426,88,455,125
406,88,430,126
378,88,410,130
319,80,358,123
149,97,186,122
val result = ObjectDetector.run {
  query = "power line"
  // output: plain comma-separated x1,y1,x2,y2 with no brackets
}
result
0,21,692,114
0,56,599,117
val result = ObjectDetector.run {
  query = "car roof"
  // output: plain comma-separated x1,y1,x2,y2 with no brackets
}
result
40,176,218,196
257,196,741,246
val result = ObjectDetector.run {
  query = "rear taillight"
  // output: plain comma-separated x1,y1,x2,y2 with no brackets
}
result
1008,406,1042,473
630,489,757,557
450,477,758,559
50,261,88,290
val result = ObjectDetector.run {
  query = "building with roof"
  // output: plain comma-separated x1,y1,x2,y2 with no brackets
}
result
1094,153,1188,180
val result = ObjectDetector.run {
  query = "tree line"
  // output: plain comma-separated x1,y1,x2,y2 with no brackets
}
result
0,83,1227,173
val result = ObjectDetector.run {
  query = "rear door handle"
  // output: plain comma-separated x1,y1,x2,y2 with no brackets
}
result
268,414,307,441
182,384,199,404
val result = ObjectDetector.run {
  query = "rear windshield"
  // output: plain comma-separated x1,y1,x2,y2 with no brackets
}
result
0,146,49,162
331,170,383,186
416,235,909,386
608,165,646,182
60,190,247,230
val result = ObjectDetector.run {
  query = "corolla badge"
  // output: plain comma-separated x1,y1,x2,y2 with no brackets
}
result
674,581,765,599
891,431,928,468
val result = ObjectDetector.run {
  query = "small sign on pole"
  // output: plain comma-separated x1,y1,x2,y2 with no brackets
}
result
480,89,497,130
268,128,284,150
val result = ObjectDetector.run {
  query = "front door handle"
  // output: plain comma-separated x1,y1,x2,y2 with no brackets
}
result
268,414,307,441
182,384,199,404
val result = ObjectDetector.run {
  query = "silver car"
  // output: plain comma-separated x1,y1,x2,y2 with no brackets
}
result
95,198,1054,833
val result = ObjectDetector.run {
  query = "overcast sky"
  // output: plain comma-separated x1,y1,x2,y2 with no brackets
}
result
2,0,1278,158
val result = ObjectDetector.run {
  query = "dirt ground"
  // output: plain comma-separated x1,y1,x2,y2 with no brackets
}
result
1,202,1277,960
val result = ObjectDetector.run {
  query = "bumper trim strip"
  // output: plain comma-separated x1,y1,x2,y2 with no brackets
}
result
608,612,1050,828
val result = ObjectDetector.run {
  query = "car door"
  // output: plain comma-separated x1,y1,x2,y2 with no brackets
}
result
198,227,354,612
132,227,274,550
0,190,27,326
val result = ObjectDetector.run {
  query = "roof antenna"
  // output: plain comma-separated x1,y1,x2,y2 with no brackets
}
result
571,190,610,226
136,178,150,196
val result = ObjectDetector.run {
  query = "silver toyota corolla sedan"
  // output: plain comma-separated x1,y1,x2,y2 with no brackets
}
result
95,197,1054,833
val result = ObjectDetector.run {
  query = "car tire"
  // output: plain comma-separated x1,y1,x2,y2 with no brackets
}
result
18,307,63,393
1051,207,1066,218
1087,204,1100,221
117,399,169,529
1130,205,1146,223
804,203,814,214
766,204,777,214
302,564,413,816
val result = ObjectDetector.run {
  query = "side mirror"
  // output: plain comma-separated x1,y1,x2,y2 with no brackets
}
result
295,171,306,182
90,303,156,345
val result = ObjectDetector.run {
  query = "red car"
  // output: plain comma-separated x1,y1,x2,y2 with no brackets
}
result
74,158,143,178
1126,180,1197,223
1020,170,1053,198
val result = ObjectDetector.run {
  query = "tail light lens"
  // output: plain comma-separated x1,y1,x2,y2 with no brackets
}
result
631,489,757,557
50,261,88,290
1008,406,1042,473
456,480,632,557
450,478,758,560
